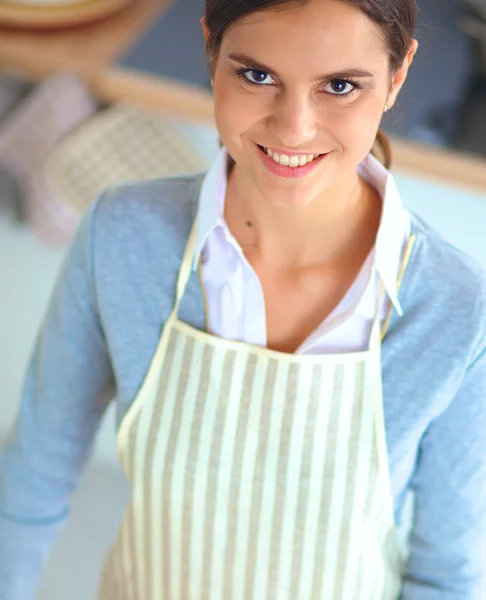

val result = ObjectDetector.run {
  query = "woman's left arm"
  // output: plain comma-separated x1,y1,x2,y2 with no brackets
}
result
401,343,486,599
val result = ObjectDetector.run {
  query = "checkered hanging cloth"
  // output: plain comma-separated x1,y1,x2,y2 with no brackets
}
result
44,103,209,219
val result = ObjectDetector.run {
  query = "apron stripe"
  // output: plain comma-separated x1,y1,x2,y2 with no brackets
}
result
232,356,272,600
223,353,259,599
210,350,250,600
321,361,359,599
296,363,334,600
164,338,211,598
243,359,279,600
201,349,238,599
144,328,188,600
340,359,375,600
180,341,215,599
150,330,191,599
310,363,345,599
333,360,367,599
252,359,291,600
266,361,301,597
288,363,324,600
177,339,213,599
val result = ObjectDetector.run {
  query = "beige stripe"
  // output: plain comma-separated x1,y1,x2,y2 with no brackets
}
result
296,363,335,600
288,363,323,599
201,349,238,599
231,356,271,600
340,359,376,600
177,337,206,600
183,343,220,598
276,361,315,597
252,359,291,599
139,328,183,599
320,361,360,599
243,359,278,600
265,362,300,597
209,350,251,600
144,328,188,600
309,363,344,599
160,338,210,598
359,402,382,599
172,341,214,600
223,353,258,599
332,360,366,599
130,327,181,599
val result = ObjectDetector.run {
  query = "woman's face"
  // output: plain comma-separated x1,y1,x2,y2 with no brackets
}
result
210,0,416,207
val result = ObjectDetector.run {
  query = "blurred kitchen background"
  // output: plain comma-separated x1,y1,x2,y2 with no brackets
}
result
0,0,486,597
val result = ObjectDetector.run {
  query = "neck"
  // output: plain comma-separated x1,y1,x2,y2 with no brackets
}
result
225,163,382,270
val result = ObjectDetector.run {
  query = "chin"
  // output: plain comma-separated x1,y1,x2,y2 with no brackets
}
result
257,181,317,209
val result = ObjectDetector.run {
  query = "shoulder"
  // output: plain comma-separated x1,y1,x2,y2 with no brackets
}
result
87,172,204,260
94,172,204,232
81,173,204,298
405,213,486,358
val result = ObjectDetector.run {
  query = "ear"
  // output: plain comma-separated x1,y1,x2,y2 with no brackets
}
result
385,39,419,111
201,16,210,42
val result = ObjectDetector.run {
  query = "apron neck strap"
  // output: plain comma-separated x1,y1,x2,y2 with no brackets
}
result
369,275,386,352
171,218,199,317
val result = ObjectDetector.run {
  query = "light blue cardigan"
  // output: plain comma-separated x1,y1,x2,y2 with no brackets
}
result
1,173,486,599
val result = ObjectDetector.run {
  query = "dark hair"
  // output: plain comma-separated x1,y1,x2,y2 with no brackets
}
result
204,0,417,169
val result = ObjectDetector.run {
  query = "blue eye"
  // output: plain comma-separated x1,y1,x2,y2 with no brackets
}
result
237,68,276,86
325,79,359,96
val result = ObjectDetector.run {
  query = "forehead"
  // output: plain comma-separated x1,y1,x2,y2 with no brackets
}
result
221,0,388,74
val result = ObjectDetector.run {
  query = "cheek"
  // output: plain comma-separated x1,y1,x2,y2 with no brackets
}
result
326,98,384,154
214,85,266,147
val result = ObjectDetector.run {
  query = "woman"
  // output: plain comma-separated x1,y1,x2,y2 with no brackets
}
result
1,0,486,598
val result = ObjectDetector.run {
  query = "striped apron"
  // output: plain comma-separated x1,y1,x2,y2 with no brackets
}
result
98,220,404,600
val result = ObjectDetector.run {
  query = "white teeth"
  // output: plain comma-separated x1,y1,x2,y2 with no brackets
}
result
264,147,320,168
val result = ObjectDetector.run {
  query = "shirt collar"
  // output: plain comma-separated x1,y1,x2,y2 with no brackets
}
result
194,148,407,316
193,146,228,267
357,153,407,316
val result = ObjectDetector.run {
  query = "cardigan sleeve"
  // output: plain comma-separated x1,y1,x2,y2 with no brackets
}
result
401,342,486,599
0,194,115,600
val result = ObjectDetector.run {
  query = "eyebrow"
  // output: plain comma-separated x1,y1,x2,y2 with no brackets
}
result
228,52,375,81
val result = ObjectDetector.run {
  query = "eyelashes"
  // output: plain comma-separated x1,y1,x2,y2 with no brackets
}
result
235,67,363,98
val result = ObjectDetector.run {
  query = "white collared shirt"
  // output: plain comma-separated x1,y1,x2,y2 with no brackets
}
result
193,148,411,354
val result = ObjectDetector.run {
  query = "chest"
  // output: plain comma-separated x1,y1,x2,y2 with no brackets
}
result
254,259,371,354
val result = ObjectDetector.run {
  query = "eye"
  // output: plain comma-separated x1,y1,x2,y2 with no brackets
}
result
237,68,276,86
325,79,360,96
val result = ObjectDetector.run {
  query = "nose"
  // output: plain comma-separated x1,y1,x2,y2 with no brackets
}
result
268,89,318,149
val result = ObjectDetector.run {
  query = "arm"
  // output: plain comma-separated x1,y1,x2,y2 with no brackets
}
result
0,194,115,600
401,342,486,599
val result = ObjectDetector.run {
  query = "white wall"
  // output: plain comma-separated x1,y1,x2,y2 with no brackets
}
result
1,123,485,469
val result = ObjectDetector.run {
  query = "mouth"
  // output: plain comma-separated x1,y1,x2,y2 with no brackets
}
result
255,143,328,177
257,144,324,167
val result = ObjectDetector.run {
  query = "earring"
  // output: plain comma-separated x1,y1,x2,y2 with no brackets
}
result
384,104,389,113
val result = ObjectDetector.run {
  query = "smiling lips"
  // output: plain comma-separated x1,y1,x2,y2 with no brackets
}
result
261,146,322,168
